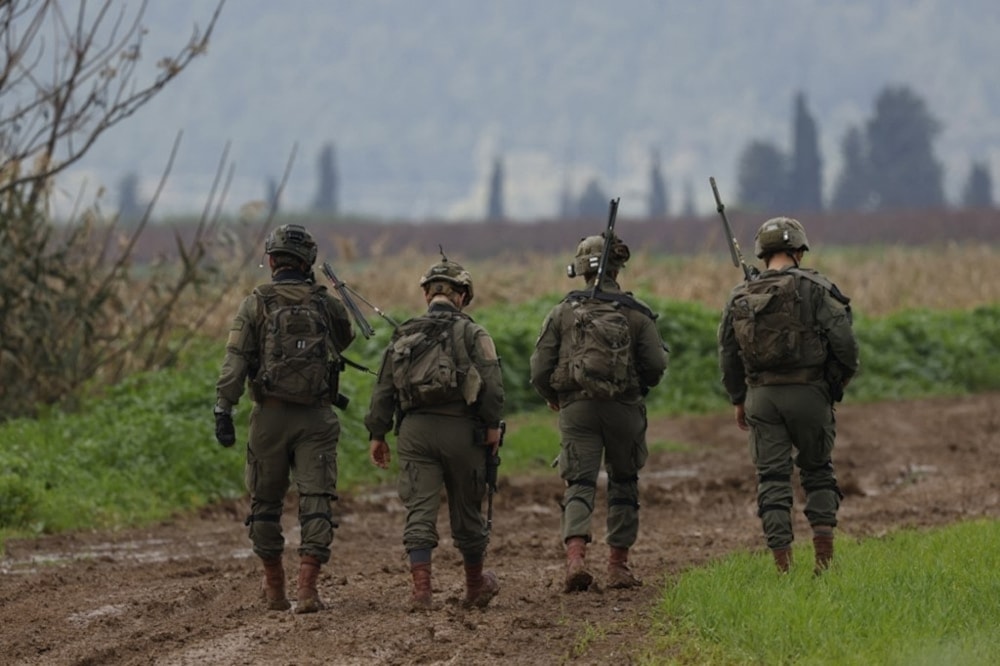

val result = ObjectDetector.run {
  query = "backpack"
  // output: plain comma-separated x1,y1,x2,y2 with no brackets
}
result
390,313,476,411
564,295,635,400
730,270,821,373
254,284,333,405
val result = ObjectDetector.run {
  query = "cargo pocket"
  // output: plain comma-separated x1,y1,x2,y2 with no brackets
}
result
398,460,418,506
320,451,339,496
558,440,577,482
244,447,260,495
634,405,649,470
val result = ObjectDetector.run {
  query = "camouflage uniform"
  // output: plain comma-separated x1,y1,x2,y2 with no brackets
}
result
365,257,504,609
215,224,354,612
717,217,859,573
530,234,668,591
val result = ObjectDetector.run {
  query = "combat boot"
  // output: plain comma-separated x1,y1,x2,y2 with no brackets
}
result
813,527,834,576
461,561,500,609
410,561,433,610
564,537,594,593
771,547,792,574
294,554,325,613
260,556,291,611
606,546,642,589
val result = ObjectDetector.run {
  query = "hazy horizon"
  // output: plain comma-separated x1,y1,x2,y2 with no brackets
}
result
52,0,1000,222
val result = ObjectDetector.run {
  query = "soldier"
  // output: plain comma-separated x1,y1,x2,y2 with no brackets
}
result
717,217,859,574
214,224,355,612
529,234,669,592
365,254,505,610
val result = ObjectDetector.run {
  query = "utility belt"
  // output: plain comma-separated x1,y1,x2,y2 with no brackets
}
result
403,400,473,418
747,365,825,387
258,396,334,409
556,388,642,406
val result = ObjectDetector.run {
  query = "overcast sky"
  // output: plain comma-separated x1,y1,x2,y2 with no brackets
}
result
49,0,1000,221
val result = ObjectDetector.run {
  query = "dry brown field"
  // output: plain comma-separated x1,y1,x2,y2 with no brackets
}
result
192,242,1000,341
142,207,1000,338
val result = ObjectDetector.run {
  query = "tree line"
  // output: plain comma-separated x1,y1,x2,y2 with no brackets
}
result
738,86,993,215
116,83,995,225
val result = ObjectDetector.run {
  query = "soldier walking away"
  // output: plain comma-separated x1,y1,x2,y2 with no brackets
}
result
214,224,355,612
717,217,859,575
365,253,505,610
529,234,669,592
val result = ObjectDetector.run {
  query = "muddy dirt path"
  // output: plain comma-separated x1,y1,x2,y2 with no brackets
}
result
2,394,999,665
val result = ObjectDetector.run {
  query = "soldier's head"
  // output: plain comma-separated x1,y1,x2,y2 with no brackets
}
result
265,224,318,271
566,233,631,281
420,251,474,307
754,217,809,263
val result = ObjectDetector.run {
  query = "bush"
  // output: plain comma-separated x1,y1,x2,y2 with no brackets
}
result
0,474,39,529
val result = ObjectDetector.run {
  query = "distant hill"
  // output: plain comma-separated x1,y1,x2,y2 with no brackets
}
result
60,0,1000,222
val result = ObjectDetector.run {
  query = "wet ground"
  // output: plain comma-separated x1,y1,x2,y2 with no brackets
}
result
2,393,999,665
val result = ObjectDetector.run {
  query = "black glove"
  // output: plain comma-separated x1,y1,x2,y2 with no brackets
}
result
214,407,236,447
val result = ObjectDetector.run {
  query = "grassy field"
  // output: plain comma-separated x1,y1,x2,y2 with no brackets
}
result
644,520,1000,665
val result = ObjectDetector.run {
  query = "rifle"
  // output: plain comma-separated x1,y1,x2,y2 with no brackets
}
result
319,262,388,405
486,420,505,533
709,177,759,281
591,197,620,298
322,262,375,338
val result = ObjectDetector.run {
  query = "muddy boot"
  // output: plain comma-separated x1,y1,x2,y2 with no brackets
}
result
294,554,325,614
410,562,433,610
606,546,642,589
260,556,291,611
813,527,834,576
564,537,594,593
771,547,792,574
461,560,500,609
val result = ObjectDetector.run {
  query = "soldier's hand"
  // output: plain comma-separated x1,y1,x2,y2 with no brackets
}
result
485,427,501,455
734,403,749,432
214,407,236,447
370,439,391,469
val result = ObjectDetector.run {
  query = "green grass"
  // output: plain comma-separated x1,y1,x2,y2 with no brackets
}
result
643,519,1000,665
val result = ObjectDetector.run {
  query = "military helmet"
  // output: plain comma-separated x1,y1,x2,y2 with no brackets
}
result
419,257,474,305
568,233,631,278
754,217,810,258
265,223,318,265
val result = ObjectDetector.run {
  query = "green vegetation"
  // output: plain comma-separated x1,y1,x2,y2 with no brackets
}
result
644,519,1000,665
2,299,999,545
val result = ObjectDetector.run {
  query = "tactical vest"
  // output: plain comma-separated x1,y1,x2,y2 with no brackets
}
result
730,269,827,376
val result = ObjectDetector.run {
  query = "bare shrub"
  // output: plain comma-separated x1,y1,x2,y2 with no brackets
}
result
0,0,227,419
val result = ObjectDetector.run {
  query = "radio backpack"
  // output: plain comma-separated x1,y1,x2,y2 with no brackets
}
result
563,292,638,400
254,284,333,405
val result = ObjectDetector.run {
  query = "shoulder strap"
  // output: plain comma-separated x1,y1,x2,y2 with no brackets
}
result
252,285,278,330
788,268,851,306
563,289,656,320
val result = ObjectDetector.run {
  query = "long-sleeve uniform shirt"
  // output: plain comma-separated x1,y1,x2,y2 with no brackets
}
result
529,279,668,407
718,267,859,405
216,273,355,410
